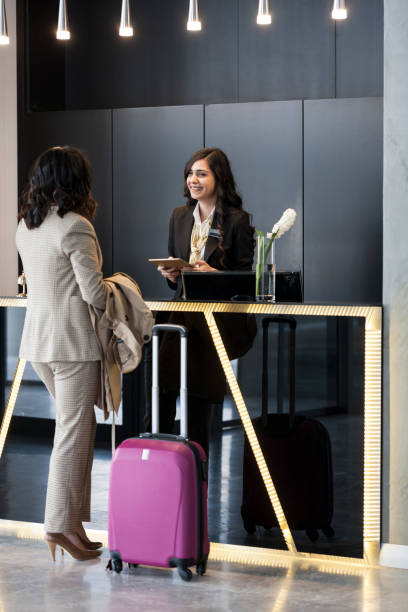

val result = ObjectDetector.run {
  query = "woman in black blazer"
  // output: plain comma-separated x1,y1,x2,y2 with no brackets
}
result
156,147,255,456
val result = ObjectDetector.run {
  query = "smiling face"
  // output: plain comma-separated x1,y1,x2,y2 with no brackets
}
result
186,158,217,207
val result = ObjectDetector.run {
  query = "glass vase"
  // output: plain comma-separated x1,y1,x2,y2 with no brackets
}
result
255,234,276,302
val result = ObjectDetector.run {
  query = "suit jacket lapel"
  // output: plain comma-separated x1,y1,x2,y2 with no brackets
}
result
179,207,194,261
204,212,220,262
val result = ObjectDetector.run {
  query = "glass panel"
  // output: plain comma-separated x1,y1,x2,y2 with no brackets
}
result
0,305,366,559
207,313,364,557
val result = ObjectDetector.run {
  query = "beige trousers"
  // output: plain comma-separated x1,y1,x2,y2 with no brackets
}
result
32,361,100,533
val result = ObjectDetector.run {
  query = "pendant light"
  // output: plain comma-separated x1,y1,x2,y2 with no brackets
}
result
119,0,133,37
331,0,348,20
187,0,201,32
257,0,272,25
56,0,70,40
0,0,9,45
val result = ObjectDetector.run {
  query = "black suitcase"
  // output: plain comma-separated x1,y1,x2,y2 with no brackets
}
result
241,316,334,542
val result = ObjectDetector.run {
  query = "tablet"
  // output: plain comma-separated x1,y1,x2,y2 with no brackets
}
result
149,258,193,269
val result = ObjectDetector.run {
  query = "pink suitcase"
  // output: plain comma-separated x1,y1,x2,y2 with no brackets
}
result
107,323,210,581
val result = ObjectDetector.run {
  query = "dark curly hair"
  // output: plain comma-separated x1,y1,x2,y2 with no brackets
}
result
183,147,254,265
18,146,98,229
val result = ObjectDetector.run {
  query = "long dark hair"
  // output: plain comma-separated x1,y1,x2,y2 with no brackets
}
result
184,147,253,265
18,146,98,229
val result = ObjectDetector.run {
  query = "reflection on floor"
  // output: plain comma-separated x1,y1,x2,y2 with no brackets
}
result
0,408,363,559
0,533,407,612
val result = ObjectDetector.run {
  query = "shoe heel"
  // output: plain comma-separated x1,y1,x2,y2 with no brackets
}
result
47,540,57,562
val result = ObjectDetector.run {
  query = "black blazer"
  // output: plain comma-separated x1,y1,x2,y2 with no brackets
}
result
167,204,254,293
159,203,255,403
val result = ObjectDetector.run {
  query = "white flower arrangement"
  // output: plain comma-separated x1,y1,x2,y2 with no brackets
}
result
267,208,297,240
256,208,297,297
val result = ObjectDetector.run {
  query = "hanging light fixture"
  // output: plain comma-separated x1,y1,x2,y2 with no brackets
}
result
332,0,348,20
187,0,201,32
257,0,272,25
119,0,133,37
0,0,9,45
56,0,70,40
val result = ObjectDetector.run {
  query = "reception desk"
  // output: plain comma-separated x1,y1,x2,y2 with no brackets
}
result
0,297,382,567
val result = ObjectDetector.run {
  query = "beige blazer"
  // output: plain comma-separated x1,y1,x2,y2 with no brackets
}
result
16,207,107,362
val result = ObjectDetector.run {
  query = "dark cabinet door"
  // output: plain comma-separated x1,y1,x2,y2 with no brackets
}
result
113,105,204,299
304,97,383,304
21,111,113,276
205,101,303,276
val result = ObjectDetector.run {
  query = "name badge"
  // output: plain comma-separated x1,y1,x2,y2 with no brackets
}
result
208,228,221,239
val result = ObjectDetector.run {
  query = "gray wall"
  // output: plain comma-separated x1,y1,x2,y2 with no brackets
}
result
21,111,113,275
382,0,408,550
205,102,303,274
23,0,383,111
0,0,18,296
304,98,383,305
112,106,203,299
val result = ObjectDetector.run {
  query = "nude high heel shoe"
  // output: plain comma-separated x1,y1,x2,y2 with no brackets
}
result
45,533,102,561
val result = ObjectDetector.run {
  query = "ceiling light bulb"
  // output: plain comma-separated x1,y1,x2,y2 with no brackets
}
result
187,0,201,32
257,0,272,25
119,0,133,37
332,0,348,20
0,0,9,45
56,0,70,40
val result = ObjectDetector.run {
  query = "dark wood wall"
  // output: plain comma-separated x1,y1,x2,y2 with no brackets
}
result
22,0,383,112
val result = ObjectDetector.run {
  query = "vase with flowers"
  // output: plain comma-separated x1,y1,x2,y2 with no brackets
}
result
255,208,297,302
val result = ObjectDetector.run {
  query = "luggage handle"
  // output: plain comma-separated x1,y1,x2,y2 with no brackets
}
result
262,316,296,428
151,323,189,438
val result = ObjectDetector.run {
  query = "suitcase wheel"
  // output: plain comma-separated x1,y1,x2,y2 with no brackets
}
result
178,567,193,582
112,558,123,573
196,560,207,576
305,528,319,542
321,525,335,539
128,563,139,570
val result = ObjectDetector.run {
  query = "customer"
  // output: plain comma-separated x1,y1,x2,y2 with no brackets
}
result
16,146,108,561
152,147,254,456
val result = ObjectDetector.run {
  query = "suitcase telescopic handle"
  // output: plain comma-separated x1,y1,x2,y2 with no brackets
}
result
262,316,296,428
151,324,189,438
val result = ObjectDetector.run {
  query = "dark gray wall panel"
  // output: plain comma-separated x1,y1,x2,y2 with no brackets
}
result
336,0,383,98
238,0,335,102
25,0,383,110
205,101,303,274
113,106,203,299
304,98,383,304
66,0,237,109
21,111,113,275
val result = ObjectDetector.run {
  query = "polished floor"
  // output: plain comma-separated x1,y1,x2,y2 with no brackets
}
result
0,533,407,612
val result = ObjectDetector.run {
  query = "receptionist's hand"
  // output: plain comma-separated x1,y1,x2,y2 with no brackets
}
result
158,264,180,285
191,259,217,272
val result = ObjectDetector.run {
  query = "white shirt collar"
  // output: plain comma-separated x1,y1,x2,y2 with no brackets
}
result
193,203,215,227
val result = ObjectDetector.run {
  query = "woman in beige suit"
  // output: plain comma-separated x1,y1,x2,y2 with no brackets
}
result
16,146,107,561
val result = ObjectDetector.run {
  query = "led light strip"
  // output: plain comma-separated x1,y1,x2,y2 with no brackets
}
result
363,327,382,564
0,358,26,459
146,300,375,320
204,309,297,554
